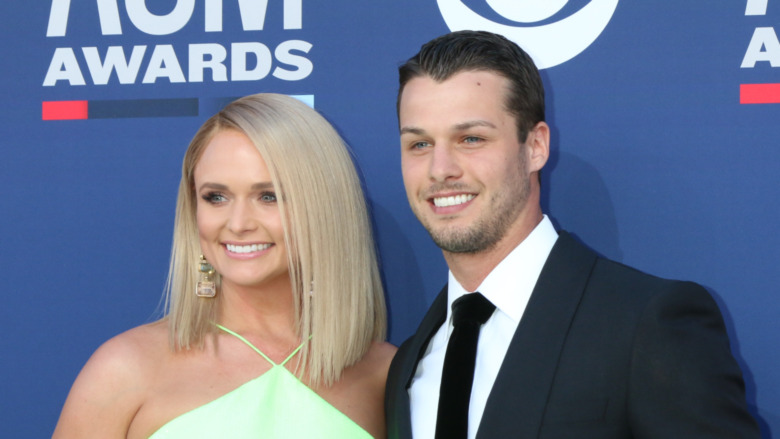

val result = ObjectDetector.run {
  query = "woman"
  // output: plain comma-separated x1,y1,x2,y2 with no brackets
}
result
53,94,396,438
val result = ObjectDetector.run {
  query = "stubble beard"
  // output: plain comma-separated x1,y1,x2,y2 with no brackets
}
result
415,170,531,254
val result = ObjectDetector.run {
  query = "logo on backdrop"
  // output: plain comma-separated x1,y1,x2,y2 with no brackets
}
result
437,0,619,69
41,0,312,120
740,0,780,104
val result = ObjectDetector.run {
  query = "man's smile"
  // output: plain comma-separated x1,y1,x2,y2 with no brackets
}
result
432,193,476,207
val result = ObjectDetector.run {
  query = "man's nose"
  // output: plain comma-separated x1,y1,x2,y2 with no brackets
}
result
429,144,463,182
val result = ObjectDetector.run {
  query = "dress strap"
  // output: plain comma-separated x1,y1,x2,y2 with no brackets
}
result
216,324,307,367
281,339,306,366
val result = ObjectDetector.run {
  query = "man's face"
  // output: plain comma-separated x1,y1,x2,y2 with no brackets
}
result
399,70,538,254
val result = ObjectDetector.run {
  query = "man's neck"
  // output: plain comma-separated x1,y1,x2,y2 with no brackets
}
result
444,209,544,292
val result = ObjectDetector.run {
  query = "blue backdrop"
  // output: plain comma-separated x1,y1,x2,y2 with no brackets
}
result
1,1,777,437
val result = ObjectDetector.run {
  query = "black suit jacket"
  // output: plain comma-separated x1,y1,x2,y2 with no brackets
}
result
385,232,760,438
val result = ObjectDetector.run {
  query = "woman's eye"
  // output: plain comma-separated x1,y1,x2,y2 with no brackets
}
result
202,192,227,204
260,192,277,203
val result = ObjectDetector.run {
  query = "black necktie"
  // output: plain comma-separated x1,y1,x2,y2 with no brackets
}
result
435,292,496,439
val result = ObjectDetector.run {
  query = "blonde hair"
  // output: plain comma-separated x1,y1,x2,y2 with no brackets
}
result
164,93,386,387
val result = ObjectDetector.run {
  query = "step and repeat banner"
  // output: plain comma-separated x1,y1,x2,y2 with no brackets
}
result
1,1,778,437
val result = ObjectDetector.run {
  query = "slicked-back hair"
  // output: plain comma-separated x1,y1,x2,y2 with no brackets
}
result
164,93,386,387
398,30,545,143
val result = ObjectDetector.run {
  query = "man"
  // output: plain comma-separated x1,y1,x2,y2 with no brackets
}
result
385,30,760,439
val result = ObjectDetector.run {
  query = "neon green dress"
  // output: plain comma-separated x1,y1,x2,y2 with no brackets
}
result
148,325,373,438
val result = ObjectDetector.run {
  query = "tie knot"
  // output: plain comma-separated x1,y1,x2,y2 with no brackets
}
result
452,292,496,326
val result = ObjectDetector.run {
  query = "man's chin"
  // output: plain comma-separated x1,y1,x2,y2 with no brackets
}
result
429,230,491,254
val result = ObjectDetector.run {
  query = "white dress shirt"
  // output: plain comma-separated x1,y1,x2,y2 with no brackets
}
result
409,215,559,439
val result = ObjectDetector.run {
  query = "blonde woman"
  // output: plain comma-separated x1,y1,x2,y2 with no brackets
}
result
53,94,396,438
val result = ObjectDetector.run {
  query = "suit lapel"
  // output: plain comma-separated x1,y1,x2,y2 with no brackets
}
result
404,286,448,388
477,232,597,438
387,286,448,439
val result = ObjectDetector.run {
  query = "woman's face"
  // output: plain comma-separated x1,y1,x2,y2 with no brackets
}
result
193,129,289,292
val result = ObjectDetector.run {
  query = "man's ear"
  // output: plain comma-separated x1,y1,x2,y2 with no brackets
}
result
526,121,550,173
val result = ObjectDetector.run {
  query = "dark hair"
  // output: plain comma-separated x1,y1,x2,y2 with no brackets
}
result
398,30,545,143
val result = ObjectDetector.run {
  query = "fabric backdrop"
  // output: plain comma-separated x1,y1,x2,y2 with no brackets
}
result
1,1,777,437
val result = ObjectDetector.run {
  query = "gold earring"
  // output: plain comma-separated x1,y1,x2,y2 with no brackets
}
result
195,255,217,298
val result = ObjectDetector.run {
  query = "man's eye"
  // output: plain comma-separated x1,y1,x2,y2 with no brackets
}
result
412,141,431,149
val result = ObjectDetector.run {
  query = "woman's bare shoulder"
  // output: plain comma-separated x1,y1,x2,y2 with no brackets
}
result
86,320,170,381
364,341,398,375
52,320,170,438
334,342,397,438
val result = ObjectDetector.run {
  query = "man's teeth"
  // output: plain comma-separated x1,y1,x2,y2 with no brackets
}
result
433,194,475,207
226,243,271,253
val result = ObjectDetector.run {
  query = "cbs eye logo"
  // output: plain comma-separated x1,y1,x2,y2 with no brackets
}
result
437,0,619,69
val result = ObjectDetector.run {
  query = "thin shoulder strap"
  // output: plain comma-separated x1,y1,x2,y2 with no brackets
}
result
216,324,308,367
280,340,306,366
216,324,276,365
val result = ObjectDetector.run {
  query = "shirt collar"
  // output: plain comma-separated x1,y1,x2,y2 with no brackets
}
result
447,215,559,324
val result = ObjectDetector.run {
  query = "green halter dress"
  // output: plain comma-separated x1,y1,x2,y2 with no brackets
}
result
148,325,373,438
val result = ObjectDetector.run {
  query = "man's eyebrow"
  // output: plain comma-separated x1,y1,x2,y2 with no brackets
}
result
454,120,497,131
400,126,426,136
400,120,497,136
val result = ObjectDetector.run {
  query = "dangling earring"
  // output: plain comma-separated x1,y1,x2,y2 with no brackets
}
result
195,255,217,298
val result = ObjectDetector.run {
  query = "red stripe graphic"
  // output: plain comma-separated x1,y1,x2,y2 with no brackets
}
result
40,96,309,120
740,83,780,104
42,101,88,120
